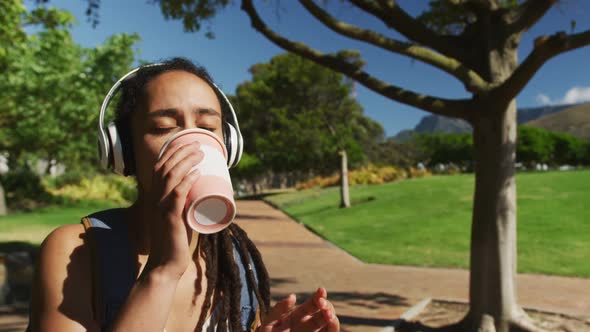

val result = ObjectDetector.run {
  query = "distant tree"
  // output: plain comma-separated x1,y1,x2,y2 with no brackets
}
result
230,152,263,193
415,133,474,167
232,53,383,206
551,132,586,165
584,140,590,165
517,126,553,164
369,138,425,169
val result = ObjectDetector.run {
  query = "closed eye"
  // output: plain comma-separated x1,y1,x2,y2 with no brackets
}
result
152,127,177,135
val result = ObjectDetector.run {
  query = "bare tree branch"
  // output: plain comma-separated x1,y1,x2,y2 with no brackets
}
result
348,0,465,62
299,0,490,93
505,0,556,34
241,0,472,120
494,29,590,103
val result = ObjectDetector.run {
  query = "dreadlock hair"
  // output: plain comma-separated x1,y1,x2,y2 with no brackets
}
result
114,57,271,331
193,224,271,332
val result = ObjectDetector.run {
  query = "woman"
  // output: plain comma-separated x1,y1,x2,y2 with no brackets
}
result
28,58,340,332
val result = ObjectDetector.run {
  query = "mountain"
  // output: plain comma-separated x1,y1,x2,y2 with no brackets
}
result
525,102,590,139
414,115,472,134
393,103,581,141
517,104,572,123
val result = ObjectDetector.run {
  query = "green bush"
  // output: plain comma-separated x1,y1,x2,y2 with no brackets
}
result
295,164,430,189
44,174,137,205
44,170,89,188
0,168,53,211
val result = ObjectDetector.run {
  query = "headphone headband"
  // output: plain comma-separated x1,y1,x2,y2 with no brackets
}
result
97,62,243,174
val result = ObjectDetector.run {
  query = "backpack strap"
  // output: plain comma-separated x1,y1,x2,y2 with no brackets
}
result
82,208,136,331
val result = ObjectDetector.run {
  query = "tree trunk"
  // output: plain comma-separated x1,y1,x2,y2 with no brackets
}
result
44,158,54,175
463,100,524,332
339,149,350,208
0,181,6,216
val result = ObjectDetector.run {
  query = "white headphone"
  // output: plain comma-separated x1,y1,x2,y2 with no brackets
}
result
97,63,244,175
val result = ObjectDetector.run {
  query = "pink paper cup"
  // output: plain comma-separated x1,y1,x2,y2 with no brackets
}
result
158,128,236,234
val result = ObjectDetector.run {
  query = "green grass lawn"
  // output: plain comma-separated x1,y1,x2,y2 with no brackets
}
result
265,170,590,278
0,201,116,244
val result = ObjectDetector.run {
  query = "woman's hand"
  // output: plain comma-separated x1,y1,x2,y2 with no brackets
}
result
259,288,340,332
143,141,204,279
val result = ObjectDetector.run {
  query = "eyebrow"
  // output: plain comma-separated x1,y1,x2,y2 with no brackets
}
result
148,107,221,118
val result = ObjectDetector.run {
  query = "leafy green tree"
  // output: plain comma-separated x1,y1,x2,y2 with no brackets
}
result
81,1,590,330
230,152,263,193
0,6,139,172
232,53,383,205
0,3,139,210
551,132,586,165
415,133,474,167
516,126,553,164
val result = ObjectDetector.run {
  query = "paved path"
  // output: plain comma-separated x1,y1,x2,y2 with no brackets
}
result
2,200,589,332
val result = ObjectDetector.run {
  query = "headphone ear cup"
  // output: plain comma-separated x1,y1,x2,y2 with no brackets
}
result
106,122,126,175
97,128,110,170
225,123,240,168
223,122,233,167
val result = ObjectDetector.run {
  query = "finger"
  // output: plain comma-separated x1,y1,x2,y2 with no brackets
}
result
295,309,328,332
167,168,201,214
258,295,297,332
319,298,338,331
266,294,297,323
288,289,323,323
160,151,204,198
155,141,201,173
158,143,203,178
326,311,340,332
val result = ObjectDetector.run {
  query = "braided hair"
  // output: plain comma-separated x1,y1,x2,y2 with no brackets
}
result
114,57,271,331
195,225,271,331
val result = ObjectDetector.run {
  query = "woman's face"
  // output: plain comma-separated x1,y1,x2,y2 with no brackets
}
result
131,70,224,195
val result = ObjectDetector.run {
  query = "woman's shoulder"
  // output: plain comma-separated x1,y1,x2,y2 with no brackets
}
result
30,223,97,330
38,206,128,271
40,223,88,260
38,222,92,283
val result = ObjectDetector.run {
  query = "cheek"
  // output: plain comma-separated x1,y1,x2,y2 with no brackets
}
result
137,134,166,167
216,127,225,143
133,133,167,188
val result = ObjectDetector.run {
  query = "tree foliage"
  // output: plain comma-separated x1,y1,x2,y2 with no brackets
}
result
0,3,139,173
395,127,590,167
232,53,383,178
414,133,474,166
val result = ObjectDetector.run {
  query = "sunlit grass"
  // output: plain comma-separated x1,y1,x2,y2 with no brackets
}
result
265,170,590,277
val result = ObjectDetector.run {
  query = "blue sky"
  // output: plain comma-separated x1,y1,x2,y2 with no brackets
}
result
31,0,590,136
